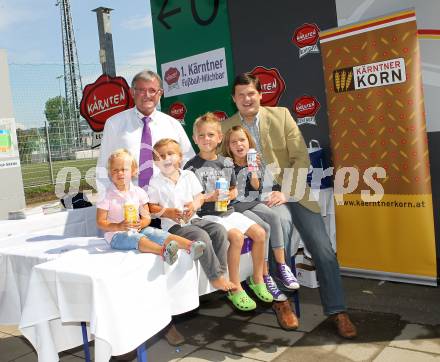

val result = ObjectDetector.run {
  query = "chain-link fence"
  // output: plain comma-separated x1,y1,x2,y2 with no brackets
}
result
16,122,98,186
10,63,148,203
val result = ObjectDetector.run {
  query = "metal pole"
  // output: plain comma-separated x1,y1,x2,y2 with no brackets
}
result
92,7,116,77
44,120,55,185
57,75,67,158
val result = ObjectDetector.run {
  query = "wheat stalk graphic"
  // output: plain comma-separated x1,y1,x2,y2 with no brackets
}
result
335,71,340,92
341,71,347,92
345,71,353,90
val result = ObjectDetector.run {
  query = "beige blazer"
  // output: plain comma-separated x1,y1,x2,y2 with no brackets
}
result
222,106,320,213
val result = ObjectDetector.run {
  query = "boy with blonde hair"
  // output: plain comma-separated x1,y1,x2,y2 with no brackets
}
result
148,138,235,292
184,113,272,312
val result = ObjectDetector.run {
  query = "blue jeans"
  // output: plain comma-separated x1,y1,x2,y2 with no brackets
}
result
271,202,346,315
110,227,170,250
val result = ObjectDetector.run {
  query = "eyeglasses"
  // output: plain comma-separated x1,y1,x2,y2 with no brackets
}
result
134,88,162,96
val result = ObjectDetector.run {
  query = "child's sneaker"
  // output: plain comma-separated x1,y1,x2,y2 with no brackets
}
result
278,263,300,290
263,274,287,302
188,240,206,260
162,240,179,265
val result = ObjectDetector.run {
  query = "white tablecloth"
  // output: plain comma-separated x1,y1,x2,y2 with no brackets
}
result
20,246,200,362
0,192,336,361
0,206,98,241
0,206,255,361
0,207,99,324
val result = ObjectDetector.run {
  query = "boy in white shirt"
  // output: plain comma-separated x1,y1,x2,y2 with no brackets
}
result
148,138,236,292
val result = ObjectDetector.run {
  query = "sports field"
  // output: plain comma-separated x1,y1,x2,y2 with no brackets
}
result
21,158,97,188
21,158,98,204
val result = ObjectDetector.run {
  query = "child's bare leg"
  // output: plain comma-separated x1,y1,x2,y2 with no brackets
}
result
263,261,270,276
273,247,286,264
245,224,266,284
138,236,163,254
210,276,236,291
165,234,192,250
227,229,244,292
165,233,205,260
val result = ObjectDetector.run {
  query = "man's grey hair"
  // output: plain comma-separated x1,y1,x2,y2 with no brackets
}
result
131,70,163,88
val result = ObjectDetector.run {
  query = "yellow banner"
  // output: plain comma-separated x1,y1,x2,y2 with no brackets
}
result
337,194,436,277
320,10,437,283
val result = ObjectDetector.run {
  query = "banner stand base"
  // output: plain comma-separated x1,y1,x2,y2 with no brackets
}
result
340,267,437,287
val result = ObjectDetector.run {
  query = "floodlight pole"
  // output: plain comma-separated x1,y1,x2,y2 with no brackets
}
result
92,7,116,77
56,74,68,156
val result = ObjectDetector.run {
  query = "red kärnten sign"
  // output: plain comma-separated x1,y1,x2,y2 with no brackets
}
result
80,74,134,132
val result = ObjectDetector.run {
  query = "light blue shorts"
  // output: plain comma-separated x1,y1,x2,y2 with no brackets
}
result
110,227,170,250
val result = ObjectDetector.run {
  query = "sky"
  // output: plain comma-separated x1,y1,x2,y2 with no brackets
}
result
0,0,156,128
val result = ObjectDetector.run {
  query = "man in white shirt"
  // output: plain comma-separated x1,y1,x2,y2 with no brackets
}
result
96,70,195,347
96,70,195,196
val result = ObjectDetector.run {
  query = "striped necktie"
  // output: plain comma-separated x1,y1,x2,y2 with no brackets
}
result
138,116,153,187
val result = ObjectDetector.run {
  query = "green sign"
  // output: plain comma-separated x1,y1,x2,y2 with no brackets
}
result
150,0,235,145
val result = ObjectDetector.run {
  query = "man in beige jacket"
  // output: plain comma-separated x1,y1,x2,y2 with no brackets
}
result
221,72,357,339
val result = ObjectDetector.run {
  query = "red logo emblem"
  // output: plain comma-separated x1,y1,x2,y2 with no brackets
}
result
164,67,180,86
292,23,320,58
80,74,134,132
250,66,286,106
169,102,187,123
212,110,228,122
292,23,320,48
294,95,321,117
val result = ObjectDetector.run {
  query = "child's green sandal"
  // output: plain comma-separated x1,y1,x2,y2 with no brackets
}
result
247,276,274,303
227,290,256,311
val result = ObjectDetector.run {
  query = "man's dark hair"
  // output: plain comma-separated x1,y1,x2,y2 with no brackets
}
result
232,72,261,95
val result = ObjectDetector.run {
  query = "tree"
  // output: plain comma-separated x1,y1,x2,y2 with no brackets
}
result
44,96,72,160
16,128,40,163
45,96,68,123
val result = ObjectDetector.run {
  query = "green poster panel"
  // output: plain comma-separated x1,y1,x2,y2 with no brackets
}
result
150,0,235,145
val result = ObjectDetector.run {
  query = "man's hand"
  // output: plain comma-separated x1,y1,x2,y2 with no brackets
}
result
265,191,287,208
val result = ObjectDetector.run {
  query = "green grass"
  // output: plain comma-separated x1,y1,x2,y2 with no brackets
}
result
22,159,98,204
21,159,97,185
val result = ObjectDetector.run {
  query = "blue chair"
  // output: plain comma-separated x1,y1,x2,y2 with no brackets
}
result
80,322,147,362
241,238,300,317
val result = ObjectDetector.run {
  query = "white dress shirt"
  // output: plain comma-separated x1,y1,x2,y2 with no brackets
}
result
148,169,203,232
96,107,195,196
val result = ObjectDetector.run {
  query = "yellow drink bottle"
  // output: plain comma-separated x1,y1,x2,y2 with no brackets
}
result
215,178,228,212
124,203,138,233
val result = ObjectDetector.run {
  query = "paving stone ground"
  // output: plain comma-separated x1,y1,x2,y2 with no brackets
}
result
1,277,440,361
